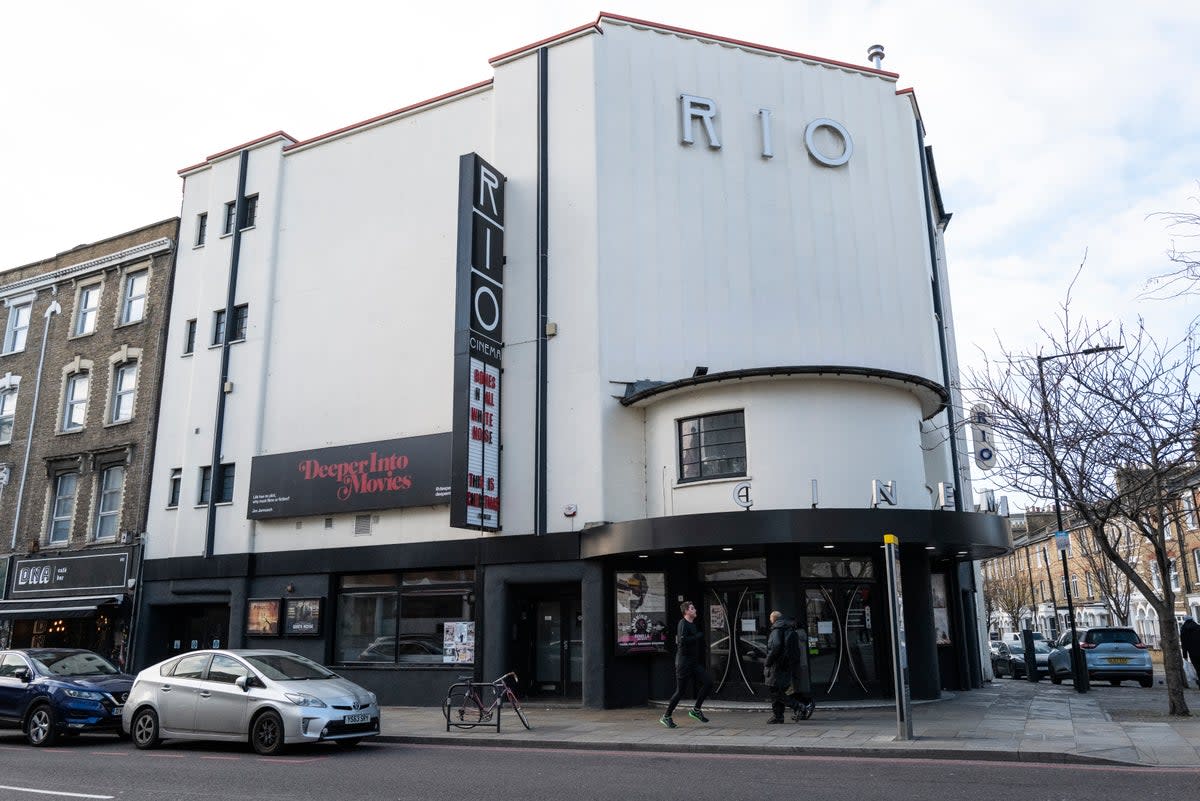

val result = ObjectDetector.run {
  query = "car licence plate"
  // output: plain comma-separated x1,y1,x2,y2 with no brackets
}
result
344,713,369,724
112,706,123,716
1107,657,1130,664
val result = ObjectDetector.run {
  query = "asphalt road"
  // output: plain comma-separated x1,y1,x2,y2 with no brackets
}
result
0,733,1197,801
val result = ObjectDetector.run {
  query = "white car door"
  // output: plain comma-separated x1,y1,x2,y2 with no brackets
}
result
155,653,210,733
193,654,252,735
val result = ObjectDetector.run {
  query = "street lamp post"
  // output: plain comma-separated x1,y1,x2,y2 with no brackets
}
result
1036,344,1122,694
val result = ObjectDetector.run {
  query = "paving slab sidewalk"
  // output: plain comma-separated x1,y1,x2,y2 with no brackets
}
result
377,680,1200,767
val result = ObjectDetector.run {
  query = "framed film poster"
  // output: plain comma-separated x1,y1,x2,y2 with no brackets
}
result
283,598,323,637
615,571,668,654
246,598,281,637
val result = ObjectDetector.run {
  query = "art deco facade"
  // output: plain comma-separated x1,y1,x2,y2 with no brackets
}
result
133,14,1007,706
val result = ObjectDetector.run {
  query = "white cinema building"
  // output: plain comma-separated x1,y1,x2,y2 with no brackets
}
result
134,13,1009,707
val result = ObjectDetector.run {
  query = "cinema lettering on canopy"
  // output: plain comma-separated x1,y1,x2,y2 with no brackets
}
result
132,13,1010,707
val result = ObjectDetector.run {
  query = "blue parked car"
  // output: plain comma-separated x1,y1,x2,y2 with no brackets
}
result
0,648,134,746
1047,627,1153,687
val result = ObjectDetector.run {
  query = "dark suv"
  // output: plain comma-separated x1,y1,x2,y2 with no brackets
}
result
0,648,134,745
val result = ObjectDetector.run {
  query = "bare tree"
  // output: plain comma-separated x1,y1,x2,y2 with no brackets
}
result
986,573,1032,633
1145,193,1200,299
1079,523,1135,626
965,305,1199,716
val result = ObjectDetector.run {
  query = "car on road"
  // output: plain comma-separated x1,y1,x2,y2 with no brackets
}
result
1047,627,1152,687
0,648,134,746
1007,640,1053,679
988,641,1012,677
122,649,379,755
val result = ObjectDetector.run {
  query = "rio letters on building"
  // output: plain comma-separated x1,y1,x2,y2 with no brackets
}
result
451,153,504,531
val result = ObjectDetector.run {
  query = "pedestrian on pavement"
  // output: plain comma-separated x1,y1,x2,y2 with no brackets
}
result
764,611,815,723
1181,618,1200,689
660,600,713,728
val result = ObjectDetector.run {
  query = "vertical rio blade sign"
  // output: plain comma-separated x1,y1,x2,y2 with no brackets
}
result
451,154,505,531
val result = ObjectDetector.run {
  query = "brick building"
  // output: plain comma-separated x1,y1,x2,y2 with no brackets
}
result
0,219,178,668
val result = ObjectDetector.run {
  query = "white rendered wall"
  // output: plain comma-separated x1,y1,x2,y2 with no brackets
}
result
642,379,928,517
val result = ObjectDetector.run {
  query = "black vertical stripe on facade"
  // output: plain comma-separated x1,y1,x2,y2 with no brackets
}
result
918,127,982,688
917,129,962,513
205,149,249,559
535,46,549,537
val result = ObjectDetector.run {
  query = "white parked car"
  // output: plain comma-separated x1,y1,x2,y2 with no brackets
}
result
122,649,379,755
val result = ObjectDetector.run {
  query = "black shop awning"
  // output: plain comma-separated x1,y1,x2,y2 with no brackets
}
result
0,595,123,620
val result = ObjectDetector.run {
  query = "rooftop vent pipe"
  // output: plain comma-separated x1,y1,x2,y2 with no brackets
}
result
868,44,885,69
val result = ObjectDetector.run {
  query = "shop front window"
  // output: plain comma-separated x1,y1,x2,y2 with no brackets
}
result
335,570,474,665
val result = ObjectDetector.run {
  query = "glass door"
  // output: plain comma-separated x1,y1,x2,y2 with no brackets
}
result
803,584,879,700
704,584,768,700
518,588,583,699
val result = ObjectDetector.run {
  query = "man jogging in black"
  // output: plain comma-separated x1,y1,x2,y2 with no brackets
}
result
660,600,712,728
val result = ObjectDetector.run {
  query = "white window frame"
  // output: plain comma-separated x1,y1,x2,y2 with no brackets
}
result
63,372,89,431
195,212,208,247
1183,492,1198,530
3,301,32,354
110,361,138,423
93,465,125,540
0,387,16,444
49,472,78,544
120,270,148,324
75,283,102,336
167,467,182,508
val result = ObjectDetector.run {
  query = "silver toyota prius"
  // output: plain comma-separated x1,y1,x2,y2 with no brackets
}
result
121,649,379,754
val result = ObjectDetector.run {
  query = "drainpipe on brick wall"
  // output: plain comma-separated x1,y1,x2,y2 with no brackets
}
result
10,293,60,550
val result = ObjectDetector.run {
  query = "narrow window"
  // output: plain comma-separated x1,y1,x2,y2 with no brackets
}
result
677,410,747,482
212,310,226,346
223,201,236,235
94,465,125,540
231,304,248,341
200,463,235,503
121,270,148,324
75,285,101,335
50,473,79,543
3,302,31,353
184,319,197,354
0,388,16,444
243,195,258,229
167,467,182,508
195,212,208,247
63,372,89,430
111,362,138,422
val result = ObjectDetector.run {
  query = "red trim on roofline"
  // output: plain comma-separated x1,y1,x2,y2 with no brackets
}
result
178,130,297,174
284,79,494,152
491,11,898,79
489,20,603,64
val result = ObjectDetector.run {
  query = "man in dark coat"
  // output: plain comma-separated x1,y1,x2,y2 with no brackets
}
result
660,600,713,728
1181,618,1200,689
763,611,815,723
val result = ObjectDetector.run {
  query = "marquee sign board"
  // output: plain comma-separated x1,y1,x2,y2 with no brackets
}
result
247,434,452,519
451,153,505,531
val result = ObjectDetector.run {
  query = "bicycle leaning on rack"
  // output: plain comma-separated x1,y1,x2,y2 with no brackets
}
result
443,671,531,732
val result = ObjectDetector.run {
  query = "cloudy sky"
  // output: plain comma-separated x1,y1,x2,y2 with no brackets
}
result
2,1,1198,495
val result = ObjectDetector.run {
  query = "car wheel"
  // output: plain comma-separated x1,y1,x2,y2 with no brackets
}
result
334,737,362,748
250,710,286,756
1049,670,1063,685
26,704,58,747
1138,676,1153,688
131,708,161,749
